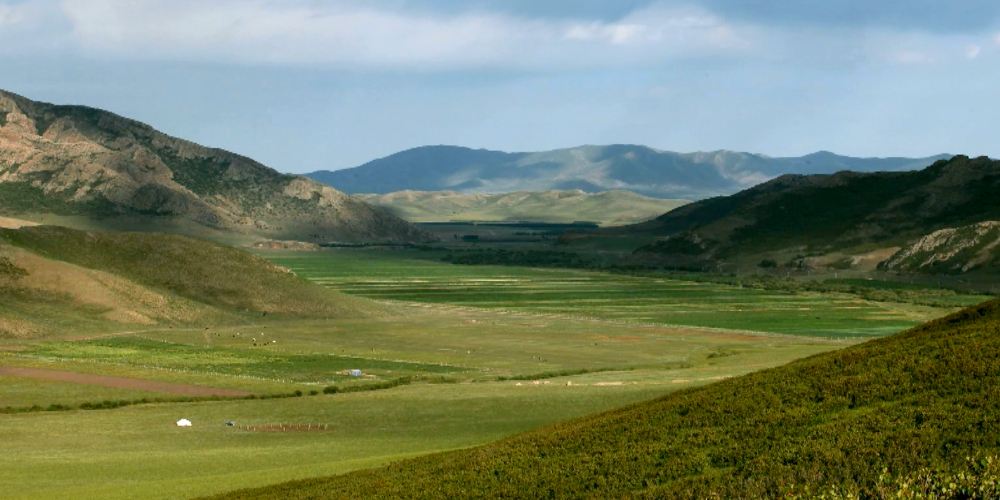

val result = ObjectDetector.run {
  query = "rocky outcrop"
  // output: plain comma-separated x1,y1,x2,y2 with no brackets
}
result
251,240,322,251
0,89,429,243
879,221,1000,274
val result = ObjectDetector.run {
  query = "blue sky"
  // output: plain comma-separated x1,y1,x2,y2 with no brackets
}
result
2,0,999,173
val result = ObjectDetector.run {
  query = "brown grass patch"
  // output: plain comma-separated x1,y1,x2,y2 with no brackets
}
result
0,366,253,396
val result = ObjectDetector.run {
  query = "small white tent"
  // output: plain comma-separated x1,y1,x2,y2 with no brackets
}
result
176,419,192,427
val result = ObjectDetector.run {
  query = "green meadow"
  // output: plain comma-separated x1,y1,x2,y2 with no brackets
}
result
266,249,982,338
1,247,986,500
1,306,835,500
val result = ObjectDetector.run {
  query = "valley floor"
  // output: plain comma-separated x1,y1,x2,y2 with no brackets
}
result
1,249,986,500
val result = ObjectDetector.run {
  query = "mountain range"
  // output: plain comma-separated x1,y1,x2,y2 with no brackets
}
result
307,145,950,199
0,89,426,244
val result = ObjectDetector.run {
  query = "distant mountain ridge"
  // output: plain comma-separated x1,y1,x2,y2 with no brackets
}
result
0,89,427,243
354,190,690,226
307,145,950,199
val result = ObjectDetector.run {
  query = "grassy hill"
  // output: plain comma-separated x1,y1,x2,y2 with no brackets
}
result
612,155,1000,269
205,298,1000,500
354,190,690,226
0,226,381,339
0,89,426,244
308,145,948,199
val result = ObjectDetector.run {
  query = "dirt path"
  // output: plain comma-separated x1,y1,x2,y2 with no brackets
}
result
0,366,254,397
0,216,39,229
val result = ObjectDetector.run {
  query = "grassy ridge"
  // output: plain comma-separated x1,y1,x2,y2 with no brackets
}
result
355,190,689,226
0,226,379,318
208,299,1000,500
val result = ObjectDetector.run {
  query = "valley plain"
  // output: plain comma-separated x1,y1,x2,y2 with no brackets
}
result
1,233,987,500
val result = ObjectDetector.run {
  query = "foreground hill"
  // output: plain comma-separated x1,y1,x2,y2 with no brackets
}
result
0,89,426,244
308,145,948,199
622,155,1000,269
355,190,690,226
0,226,380,339
207,298,1000,499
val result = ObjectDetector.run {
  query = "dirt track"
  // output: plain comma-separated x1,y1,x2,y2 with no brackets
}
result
0,366,254,397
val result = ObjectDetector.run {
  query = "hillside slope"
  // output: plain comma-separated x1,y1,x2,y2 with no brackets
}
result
879,221,1000,275
308,145,948,199
206,298,1000,499
0,89,426,243
622,155,1000,267
0,226,381,339
355,190,690,226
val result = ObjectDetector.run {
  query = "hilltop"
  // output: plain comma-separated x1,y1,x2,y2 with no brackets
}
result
307,145,948,199
205,298,1000,499
355,189,690,226
0,89,426,244
0,225,381,339
612,155,1000,269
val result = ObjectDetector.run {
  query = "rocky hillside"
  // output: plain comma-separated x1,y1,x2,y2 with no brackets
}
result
879,221,1000,274
0,89,427,243
308,145,949,199
621,155,1000,268
355,189,690,226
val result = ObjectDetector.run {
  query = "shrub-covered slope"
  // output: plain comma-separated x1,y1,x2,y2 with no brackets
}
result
206,299,1000,499
626,155,1000,267
0,88,427,243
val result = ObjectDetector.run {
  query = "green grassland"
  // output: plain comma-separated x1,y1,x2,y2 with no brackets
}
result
264,250,984,339
0,381,676,500
208,299,1000,500
1,235,986,500
1,304,836,500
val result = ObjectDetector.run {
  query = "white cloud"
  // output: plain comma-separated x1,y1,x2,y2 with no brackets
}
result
0,0,992,71
966,44,981,59
0,1,45,31
46,0,757,69
995,32,1000,44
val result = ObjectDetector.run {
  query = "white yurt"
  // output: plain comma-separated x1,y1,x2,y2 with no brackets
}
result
176,419,192,427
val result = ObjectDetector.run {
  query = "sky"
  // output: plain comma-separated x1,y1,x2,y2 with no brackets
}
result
1,0,999,173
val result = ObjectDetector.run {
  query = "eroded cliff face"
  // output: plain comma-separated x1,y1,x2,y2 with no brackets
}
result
880,221,1000,274
0,89,428,243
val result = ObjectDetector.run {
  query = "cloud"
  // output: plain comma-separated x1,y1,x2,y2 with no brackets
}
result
966,44,982,59
697,0,1000,34
46,0,761,69
0,1,43,30
0,0,993,71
